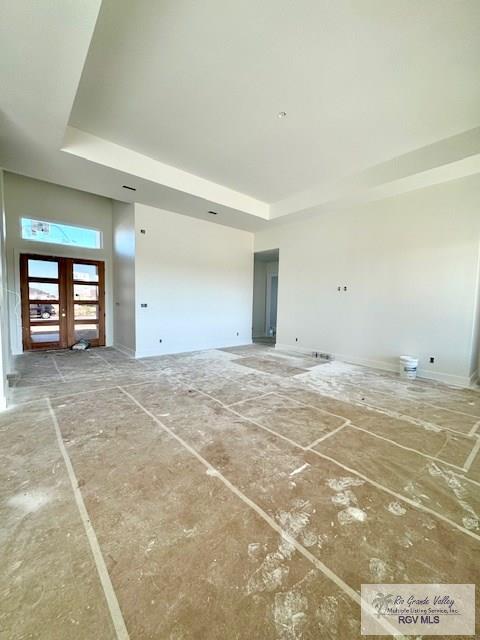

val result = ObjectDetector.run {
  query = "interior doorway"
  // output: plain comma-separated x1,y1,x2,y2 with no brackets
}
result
252,249,279,345
20,253,105,350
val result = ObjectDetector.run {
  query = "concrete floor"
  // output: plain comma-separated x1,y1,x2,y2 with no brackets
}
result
2,344,479,639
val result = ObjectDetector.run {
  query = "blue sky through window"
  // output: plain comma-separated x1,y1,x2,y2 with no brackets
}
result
21,218,101,249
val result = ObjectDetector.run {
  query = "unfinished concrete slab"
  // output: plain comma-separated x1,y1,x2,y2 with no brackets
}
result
2,345,479,638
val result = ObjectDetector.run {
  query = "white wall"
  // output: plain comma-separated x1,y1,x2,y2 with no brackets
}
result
113,201,136,356
0,170,12,407
472,266,480,382
255,174,480,386
4,173,113,354
134,204,253,357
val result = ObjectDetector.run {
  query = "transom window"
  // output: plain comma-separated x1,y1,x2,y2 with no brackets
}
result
21,218,102,249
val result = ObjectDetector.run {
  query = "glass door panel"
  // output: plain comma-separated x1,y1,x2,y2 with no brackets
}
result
28,282,59,300
73,263,99,282
74,324,99,341
28,259,59,279
73,284,98,301
31,325,61,343
74,304,99,320
29,303,59,321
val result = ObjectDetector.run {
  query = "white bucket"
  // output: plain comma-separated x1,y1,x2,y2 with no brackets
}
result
399,355,418,380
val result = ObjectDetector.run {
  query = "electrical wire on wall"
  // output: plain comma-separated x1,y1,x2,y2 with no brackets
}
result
5,289,21,354
7,289,21,322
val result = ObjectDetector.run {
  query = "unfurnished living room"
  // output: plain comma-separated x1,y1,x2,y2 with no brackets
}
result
1,2,480,639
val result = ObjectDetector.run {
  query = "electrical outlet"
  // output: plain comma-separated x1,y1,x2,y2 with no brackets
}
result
159,339,162,343
430,356,435,364
295,337,299,342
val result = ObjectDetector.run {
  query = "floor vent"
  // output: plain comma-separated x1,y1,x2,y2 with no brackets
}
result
312,352,333,361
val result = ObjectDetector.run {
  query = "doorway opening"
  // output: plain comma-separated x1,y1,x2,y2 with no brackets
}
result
20,253,105,351
252,249,279,345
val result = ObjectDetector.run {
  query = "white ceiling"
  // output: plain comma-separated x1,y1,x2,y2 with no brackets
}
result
1,1,479,231
71,0,480,202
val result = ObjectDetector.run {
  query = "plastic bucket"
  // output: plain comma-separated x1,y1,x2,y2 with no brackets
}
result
399,356,418,380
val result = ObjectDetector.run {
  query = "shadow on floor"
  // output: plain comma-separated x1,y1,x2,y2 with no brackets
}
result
252,336,276,345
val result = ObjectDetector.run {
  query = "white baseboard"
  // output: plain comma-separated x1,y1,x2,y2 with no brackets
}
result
275,343,472,388
113,343,135,358
135,340,253,359
415,368,471,388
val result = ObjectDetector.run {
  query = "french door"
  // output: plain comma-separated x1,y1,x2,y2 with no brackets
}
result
20,254,105,351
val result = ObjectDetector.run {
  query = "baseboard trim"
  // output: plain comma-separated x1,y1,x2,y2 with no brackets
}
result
135,340,253,360
275,343,472,388
415,368,471,388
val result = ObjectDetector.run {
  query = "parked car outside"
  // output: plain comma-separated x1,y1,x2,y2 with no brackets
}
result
30,303,56,320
